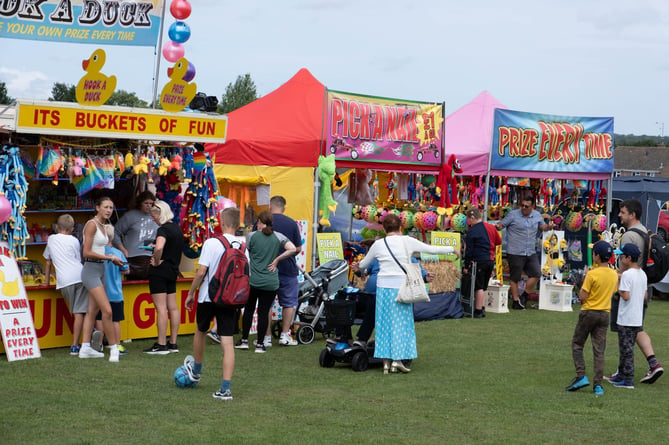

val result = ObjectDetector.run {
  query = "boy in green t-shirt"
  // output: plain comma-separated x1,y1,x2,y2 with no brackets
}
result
566,240,618,396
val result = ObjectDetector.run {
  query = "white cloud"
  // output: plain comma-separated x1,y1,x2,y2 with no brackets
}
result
0,67,52,100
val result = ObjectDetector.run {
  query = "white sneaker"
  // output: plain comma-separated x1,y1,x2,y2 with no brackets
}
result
79,345,104,359
263,336,272,348
279,333,298,346
109,347,120,363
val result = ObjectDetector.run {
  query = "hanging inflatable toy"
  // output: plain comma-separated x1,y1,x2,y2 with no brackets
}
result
399,210,414,229
565,211,584,232
413,212,425,230
422,211,438,231
450,213,468,233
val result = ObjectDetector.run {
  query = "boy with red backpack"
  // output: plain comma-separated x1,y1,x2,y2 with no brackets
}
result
185,207,249,401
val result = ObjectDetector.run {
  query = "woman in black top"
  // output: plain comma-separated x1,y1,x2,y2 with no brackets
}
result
145,200,185,354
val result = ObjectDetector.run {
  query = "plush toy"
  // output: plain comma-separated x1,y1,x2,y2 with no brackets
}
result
170,154,183,172
124,152,134,172
318,154,338,227
71,156,85,176
353,168,373,205
133,155,152,183
436,154,463,208
158,157,172,176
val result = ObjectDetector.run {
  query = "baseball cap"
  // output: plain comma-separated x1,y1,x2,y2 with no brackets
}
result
614,243,641,258
592,240,613,261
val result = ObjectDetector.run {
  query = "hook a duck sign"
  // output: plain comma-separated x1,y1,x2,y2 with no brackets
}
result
160,57,197,113
75,48,117,106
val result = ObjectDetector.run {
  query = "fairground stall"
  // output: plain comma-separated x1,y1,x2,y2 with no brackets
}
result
486,109,614,311
324,90,464,319
0,100,227,353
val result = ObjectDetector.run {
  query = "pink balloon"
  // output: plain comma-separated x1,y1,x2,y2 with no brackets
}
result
170,0,192,20
0,195,11,224
162,41,184,63
216,197,237,212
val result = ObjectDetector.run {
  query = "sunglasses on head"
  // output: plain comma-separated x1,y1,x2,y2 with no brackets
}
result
521,204,532,209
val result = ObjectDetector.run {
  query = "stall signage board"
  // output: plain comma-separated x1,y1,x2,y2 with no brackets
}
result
490,109,614,174
326,90,443,166
0,0,164,47
316,232,344,265
15,100,227,143
0,242,41,361
424,231,461,265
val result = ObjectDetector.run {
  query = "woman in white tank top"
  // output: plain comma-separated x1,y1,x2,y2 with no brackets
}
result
79,197,126,362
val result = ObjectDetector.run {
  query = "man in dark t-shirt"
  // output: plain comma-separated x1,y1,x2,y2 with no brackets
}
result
269,196,303,346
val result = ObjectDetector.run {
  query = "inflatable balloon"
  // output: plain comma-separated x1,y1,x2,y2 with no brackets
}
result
0,195,10,224
216,197,237,212
413,212,424,230
362,205,377,224
182,61,196,82
422,211,438,231
565,211,584,232
399,210,414,229
451,213,468,233
168,21,191,44
352,205,363,220
162,40,185,63
170,0,192,20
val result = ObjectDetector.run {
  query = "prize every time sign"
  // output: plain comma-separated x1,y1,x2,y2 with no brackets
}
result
16,101,228,144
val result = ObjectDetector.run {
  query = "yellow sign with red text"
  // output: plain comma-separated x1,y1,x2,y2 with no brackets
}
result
15,100,227,143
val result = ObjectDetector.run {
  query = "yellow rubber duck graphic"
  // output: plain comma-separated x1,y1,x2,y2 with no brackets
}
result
75,49,117,106
160,57,197,113
0,269,20,297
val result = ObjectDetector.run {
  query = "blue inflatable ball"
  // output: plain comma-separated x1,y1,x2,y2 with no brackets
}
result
174,365,197,388
168,21,191,44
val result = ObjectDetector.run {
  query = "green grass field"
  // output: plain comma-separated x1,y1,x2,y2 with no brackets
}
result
2,301,668,445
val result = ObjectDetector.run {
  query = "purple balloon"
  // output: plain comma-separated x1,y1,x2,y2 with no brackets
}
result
168,21,191,44
0,195,11,224
162,41,184,63
183,61,196,82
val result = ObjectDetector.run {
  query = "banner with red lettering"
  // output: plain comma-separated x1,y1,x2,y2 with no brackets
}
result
0,0,164,46
0,242,40,361
326,91,443,166
490,109,614,175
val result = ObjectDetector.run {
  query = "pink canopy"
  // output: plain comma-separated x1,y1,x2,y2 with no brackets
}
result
444,91,507,176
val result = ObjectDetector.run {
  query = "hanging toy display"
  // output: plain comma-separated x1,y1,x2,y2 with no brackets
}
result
0,144,29,259
565,210,584,232
179,151,219,258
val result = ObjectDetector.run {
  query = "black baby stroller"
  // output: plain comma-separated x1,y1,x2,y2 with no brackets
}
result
272,259,350,344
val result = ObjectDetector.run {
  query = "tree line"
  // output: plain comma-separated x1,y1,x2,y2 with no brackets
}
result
0,73,258,115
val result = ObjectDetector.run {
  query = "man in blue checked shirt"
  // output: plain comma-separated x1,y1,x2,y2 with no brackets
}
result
496,195,552,309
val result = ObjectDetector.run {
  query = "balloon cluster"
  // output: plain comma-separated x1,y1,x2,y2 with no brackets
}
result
162,0,195,81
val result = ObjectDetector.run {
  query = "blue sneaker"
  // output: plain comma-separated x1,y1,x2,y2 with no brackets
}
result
70,345,80,356
593,385,604,396
565,375,590,391
612,379,634,389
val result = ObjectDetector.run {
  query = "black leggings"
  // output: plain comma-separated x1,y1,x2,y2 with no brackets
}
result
241,286,277,342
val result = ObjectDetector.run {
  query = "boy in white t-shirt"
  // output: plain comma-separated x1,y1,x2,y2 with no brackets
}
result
610,243,647,389
44,214,88,355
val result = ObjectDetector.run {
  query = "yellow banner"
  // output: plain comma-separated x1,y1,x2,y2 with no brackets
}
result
316,232,344,265
15,100,227,143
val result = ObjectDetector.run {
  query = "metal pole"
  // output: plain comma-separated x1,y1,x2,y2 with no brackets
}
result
151,1,168,109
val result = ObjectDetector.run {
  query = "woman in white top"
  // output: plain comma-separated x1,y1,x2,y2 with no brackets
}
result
78,197,126,362
353,213,458,374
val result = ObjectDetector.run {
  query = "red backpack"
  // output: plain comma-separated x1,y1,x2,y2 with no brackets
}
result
207,236,250,307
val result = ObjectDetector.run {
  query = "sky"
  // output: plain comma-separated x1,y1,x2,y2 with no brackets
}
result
1,0,669,136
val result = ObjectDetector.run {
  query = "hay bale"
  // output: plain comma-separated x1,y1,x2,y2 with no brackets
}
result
422,261,461,293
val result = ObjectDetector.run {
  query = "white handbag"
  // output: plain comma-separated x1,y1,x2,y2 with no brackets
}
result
384,237,430,304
